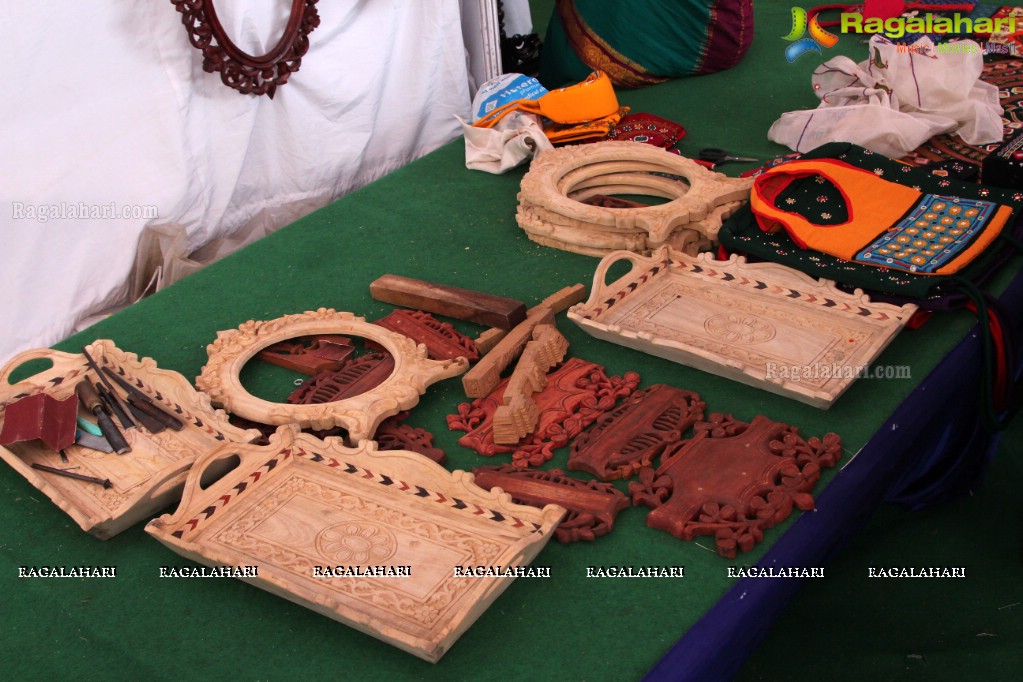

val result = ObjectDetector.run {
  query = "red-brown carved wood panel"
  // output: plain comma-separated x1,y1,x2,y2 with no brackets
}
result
629,414,842,558
288,352,395,405
257,335,355,375
372,310,480,362
569,384,704,481
471,464,631,543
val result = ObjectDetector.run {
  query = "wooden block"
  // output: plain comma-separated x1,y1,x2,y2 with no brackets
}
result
256,335,355,375
370,274,527,329
461,308,554,399
473,284,586,354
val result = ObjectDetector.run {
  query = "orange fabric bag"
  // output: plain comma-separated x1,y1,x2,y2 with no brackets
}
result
750,158,1012,275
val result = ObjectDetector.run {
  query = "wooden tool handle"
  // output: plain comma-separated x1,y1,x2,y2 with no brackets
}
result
76,379,103,412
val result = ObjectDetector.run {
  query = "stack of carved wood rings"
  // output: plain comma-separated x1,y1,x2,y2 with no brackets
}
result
515,141,753,257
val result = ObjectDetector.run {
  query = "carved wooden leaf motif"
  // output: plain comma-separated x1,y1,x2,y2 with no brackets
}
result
472,465,631,543
628,414,842,558
568,384,705,481
171,0,321,98
447,357,640,468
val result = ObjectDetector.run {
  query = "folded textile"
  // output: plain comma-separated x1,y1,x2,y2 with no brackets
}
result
769,36,1002,157
458,112,553,174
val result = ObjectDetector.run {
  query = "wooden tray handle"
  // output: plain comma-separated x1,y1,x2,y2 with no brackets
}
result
589,249,655,299
159,436,279,527
0,347,82,385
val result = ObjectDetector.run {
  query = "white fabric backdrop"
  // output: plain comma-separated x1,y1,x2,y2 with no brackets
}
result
0,1,472,362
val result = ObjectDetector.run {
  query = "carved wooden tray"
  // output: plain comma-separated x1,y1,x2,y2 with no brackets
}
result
568,247,917,408
196,309,468,441
0,340,260,539
146,427,564,663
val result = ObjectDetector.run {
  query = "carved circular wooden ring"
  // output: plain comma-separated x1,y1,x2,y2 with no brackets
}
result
171,0,321,97
196,309,468,441
517,141,753,250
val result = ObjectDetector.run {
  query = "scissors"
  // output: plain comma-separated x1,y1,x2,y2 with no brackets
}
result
698,148,759,166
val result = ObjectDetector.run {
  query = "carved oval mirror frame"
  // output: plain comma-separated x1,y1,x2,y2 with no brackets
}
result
196,309,469,442
171,0,321,97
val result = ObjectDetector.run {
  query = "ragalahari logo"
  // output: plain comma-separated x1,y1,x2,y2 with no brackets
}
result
782,7,840,61
783,1,907,62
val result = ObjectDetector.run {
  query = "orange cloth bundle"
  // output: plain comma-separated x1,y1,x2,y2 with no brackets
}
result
472,71,620,130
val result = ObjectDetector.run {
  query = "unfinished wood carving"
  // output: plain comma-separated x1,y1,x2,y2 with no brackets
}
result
462,308,555,399
568,247,918,409
569,384,705,481
492,325,570,445
473,284,587,355
0,341,260,538
472,465,630,543
171,0,321,98
146,426,563,663
516,141,751,256
448,357,640,468
196,309,468,440
375,412,446,465
629,415,842,558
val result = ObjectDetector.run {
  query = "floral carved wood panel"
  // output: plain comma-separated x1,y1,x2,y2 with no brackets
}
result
629,414,842,558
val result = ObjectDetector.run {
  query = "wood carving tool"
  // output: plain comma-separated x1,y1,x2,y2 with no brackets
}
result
81,346,136,430
75,429,113,453
31,463,112,489
75,379,130,454
102,367,185,431
97,382,162,434
369,274,527,329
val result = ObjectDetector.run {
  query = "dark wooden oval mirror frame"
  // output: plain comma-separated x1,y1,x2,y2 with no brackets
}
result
171,0,321,98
